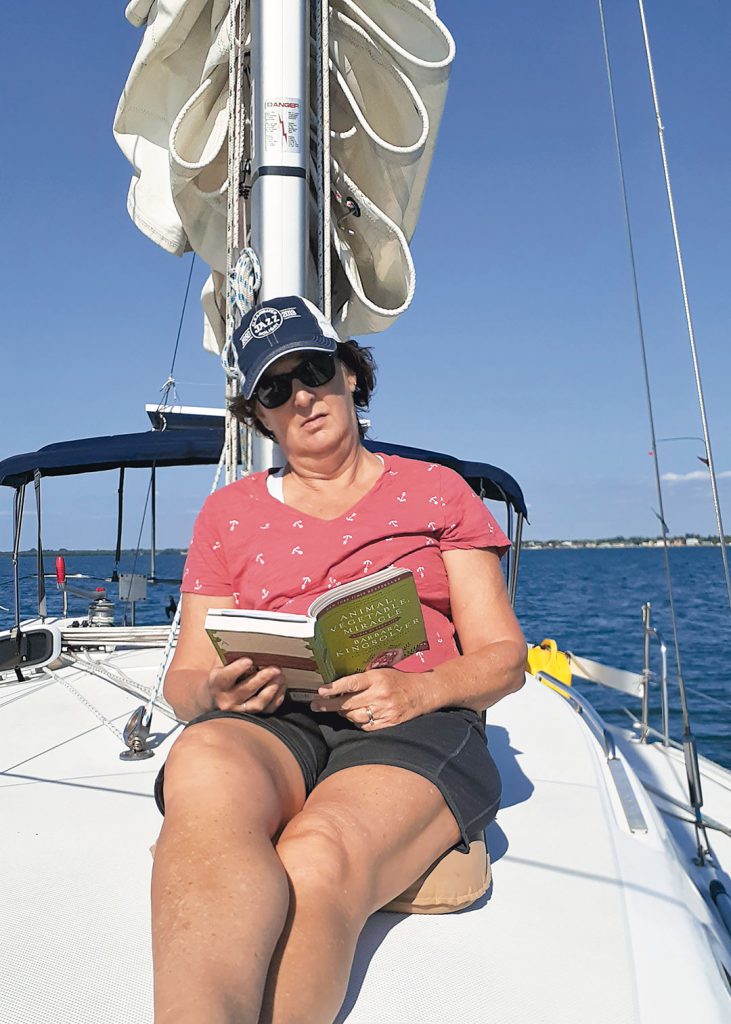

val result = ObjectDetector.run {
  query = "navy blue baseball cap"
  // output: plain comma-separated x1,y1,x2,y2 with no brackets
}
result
233,295,340,399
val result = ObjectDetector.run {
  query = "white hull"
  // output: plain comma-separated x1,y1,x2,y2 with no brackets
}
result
3,629,729,1022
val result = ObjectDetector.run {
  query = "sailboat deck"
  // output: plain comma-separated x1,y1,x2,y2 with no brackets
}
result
1,657,729,1023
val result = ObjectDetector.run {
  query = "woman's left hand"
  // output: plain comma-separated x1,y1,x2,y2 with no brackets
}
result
310,669,429,730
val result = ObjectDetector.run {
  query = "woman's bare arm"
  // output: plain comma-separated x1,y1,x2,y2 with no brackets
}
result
313,547,526,726
417,547,527,713
163,592,285,721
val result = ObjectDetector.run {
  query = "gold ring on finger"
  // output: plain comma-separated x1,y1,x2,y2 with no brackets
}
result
366,705,375,726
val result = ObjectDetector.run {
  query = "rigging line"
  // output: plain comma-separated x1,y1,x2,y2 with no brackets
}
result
657,809,730,840
142,442,228,723
48,667,124,743
224,0,246,484
125,469,154,610
167,253,196,384
636,0,731,620
683,683,731,714
597,0,685,706
602,12,712,865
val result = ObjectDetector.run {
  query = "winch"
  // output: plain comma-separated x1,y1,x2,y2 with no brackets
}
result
87,588,115,627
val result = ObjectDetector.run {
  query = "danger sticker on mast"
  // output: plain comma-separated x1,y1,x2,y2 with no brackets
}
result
264,98,302,155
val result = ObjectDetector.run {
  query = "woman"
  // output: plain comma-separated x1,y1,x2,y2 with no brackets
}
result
154,295,526,1024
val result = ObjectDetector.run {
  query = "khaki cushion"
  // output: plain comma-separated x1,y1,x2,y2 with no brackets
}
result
380,837,491,915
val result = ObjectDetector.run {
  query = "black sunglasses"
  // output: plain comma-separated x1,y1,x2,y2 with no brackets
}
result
254,351,338,409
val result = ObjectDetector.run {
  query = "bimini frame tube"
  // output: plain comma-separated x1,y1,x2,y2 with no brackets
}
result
33,470,46,618
249,0,310,472
12,485,26,632
150,465,157,582
509,513,524,607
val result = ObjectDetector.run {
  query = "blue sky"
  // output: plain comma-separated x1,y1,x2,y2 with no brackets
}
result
1,1,730,549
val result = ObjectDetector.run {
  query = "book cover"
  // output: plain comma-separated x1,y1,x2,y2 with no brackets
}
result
312,570,428,683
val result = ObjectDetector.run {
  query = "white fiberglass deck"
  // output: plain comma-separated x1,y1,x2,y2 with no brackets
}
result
1,655,730,1023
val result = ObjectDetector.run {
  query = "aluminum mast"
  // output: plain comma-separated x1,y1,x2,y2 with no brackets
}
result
249,0,311,472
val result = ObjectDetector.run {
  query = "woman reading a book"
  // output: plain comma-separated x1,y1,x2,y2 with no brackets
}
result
153,295,526,1024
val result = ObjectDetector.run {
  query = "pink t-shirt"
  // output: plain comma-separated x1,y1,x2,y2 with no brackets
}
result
182,453,510,673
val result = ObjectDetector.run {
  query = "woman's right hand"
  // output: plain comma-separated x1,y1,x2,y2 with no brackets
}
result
201,658,286,715
163,594,289,721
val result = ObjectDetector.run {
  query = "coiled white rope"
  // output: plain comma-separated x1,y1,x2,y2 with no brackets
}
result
226,248,262,336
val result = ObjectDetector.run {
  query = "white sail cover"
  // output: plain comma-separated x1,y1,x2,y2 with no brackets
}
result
114,0,454,348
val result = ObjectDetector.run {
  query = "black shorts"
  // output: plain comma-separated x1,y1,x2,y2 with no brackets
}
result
154,699,501,852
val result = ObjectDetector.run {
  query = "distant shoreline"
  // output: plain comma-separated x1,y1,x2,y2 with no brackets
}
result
0,549,187,557
1,540,726,556
523,539,724,550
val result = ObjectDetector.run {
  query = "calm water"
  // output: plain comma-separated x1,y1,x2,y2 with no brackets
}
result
2,546,730,768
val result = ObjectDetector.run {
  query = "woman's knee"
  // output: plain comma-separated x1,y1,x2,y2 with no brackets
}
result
161,720,301,829
276,807,377,916
164,719,251,782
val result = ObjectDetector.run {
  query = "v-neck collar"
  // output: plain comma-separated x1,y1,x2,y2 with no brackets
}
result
261,452,389,523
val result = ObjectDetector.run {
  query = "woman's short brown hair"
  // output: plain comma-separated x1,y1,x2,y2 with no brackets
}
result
229,338,377,442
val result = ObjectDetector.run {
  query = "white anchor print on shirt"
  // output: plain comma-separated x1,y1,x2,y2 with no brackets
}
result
416,566,425,579
212,541,222,551
255,553,265,565
229,519,239,531
291,546,304,556
396,491,407,503
261,588,270,600
260,523,270,530
193,579,202,591
388,520,398,528
292,520,304,529
342,534,353,545
301,576,312,590
362,559,373,574
345,512,357,522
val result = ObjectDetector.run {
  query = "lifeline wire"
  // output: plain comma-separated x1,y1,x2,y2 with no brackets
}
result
636,0,731,620
596,0,685,707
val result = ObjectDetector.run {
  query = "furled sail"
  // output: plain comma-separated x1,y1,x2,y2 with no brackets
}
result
114,0,454,349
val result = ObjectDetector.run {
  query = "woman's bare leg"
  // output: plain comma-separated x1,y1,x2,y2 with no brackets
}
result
152,719,306,1024
260,765,460,1024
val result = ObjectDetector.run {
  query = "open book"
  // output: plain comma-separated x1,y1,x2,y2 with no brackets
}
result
205,566,429,701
